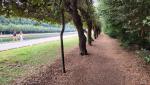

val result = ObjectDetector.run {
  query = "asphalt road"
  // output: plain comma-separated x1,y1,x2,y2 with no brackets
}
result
0,32,77,51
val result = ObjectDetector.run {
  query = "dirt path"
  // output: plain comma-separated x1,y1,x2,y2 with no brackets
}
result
14,34,150,85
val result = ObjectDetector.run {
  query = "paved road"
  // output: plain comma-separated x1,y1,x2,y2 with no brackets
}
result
0,32,77,51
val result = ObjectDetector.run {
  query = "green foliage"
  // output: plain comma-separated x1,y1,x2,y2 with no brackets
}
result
98,0,150,48
0,24,51,33
137,49,150,63
0,16,76,33
0,0,65,23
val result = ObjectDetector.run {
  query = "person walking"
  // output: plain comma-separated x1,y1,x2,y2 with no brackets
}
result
0,32,2,42
19,31,23,41
0,32,2,35
13,31,17,41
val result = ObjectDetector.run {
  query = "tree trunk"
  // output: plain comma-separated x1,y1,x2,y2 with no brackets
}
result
87,20,93,45
60,9,66,73
71,11,88,55
78,8,93,46
93,25,97,39
64,0,87,55
77,29,87,55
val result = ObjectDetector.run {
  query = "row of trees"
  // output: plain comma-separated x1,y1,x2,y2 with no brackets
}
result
0,16,76,34
0,24,56,33
0,16,38,25
98,0,150,49
0,0,101,55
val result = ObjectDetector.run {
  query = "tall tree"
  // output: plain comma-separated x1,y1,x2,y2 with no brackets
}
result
79,6,94,45
64,0,88,55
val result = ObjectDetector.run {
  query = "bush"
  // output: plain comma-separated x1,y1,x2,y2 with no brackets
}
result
0,16,76,34
98,0,150,49
137,49,150,63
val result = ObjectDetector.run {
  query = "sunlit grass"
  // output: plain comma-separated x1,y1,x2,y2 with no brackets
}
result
0,36,78,85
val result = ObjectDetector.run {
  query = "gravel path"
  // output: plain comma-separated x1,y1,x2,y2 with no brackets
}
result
14,34,150,85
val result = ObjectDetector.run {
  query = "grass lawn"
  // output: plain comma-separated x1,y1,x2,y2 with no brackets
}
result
0,36,78,85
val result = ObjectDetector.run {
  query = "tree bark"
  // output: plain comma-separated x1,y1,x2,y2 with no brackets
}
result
64,0,88,55
87,20,93,45
79,8,93,45
93,25,98,39
60,9,66,73
71,11,88,55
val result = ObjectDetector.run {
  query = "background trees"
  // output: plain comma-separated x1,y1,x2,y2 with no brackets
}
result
98,0,150,49
0,0,101,55
0,16,76,34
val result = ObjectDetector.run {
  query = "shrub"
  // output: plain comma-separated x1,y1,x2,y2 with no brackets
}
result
137,49,150,63
98,0,150,49
0,16,76,34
